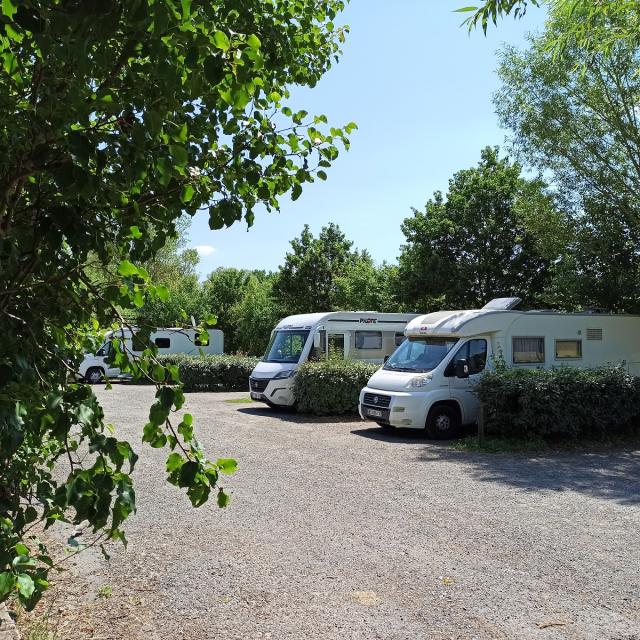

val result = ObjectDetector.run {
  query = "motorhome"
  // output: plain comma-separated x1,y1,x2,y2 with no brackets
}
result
249,311,419,407
359,297,640,438
79,327,224,383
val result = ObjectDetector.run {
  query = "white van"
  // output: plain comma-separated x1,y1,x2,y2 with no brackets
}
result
79,327,224,384
249,312,419,407
359,297,640,438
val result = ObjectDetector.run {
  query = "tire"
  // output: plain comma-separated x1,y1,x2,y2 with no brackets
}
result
425,404,460,439
85,367,105,385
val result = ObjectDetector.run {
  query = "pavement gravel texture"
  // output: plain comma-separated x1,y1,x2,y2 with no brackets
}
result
18,385,640,640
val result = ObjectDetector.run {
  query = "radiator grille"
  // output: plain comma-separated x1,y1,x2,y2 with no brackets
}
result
249,378,269,392
362,392,391,408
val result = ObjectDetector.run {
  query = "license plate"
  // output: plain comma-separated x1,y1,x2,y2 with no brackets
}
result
250,392,263,400
366,408,383,418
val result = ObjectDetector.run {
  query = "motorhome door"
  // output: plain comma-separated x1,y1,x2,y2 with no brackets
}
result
447,338,488,423
327,332,349,359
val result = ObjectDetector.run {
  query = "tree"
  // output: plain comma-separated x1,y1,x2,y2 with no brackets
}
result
0,0,353,608
202,267,255,352
397,147,562,310
272,223,368,313
460,1,640,61
232,274,281,355
334,257,401,312
495,14,640,222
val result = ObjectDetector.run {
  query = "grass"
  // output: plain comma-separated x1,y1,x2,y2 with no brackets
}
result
223,397,254,404
454,433,640,454
97,584,113,599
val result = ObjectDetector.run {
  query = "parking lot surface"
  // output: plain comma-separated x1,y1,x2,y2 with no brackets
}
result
27,386,640,639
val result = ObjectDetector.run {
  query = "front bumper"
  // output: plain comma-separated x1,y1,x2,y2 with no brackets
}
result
359,387,429,429
249,377,295,407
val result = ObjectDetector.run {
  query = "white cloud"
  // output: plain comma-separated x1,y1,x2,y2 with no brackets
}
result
194,245,216,257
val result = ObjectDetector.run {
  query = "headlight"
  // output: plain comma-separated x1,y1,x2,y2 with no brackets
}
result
409,374,432,388
273,369,296,379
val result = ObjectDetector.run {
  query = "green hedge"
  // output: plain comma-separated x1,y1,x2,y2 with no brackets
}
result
294,359,380,416
156,354,259,392
475,365,640,439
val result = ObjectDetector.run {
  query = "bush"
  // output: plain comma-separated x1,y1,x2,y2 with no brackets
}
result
475,365,640,439
294,359,380,415
157,354,259,392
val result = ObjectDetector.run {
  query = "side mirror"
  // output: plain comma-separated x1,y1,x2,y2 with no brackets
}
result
96,348,105,357
313,333,320,348
455,358,470,379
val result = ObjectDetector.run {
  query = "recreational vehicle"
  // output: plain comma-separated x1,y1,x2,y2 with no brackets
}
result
79,327,224,384
359,297,640,438
249,311,419,407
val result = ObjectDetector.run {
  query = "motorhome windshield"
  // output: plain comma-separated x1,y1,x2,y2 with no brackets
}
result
384,337,458,373
263,330,310,363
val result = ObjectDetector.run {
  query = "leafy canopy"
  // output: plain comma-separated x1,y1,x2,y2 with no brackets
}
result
397,147,561,310
0,0,353,609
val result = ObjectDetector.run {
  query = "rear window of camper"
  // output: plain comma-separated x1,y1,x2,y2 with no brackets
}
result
155,337,171,349
512,337,545,364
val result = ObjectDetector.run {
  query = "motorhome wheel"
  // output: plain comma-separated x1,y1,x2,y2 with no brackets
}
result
85,367,104,384
426,405,460,439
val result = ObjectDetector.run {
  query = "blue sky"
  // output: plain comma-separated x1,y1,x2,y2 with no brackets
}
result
188,0,546,277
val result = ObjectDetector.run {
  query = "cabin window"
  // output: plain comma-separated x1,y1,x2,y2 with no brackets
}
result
555,339,582,359
449,339,487,375
355,331,382,350
154,337,171,349
512,337,545,364
395,333,405,347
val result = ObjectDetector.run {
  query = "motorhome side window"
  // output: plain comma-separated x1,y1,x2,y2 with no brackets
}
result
355,331,382,350
555,339,582,359
155,337,170,349
450,339,487,375
512,337,545,364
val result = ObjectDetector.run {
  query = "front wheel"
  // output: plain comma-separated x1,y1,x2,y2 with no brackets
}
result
85,367,104,385
425,405,460,439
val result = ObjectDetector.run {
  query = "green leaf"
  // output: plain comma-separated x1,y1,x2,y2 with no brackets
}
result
15,543,28,556
0,572,14,599
454,6,478,12
217,488,231,508
213,30,230,52
216,458,237,474
291,183,302,201
117,260,139,277
166,452,183,473
247,34,261,50
169,144,188,166
2,0,17,19
181,184,195,203
17,573,35,598
156,284,170,302
129,226,143,239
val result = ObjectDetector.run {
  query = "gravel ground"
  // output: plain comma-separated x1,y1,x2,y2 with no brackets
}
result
19,385,640,640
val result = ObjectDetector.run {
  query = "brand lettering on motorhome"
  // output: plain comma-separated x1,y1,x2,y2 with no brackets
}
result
359,318,377,324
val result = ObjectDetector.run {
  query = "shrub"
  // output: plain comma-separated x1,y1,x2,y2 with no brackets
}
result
156,354,260,392
475,365,640,439
294,359,380,415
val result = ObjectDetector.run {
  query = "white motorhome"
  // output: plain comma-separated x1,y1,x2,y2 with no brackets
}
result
359,297,640,438
79,327,224,384
249,311,419,407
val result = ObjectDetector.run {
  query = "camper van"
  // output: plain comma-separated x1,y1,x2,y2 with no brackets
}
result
359,297,640,438
79,327,224,383
249,312,419,407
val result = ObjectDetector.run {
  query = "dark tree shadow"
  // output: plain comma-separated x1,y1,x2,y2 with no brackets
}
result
236,406,362,425
416,444,640,506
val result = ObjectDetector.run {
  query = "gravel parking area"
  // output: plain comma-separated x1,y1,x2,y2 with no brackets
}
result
21,385,640,639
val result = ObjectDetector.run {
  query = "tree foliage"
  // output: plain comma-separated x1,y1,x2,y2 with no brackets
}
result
0,0,352,608
397,147,561,310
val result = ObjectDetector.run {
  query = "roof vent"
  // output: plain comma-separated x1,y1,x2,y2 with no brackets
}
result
482,297,522,310
587,328,603,341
